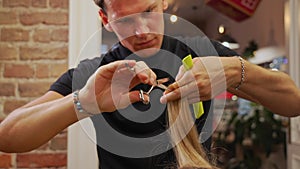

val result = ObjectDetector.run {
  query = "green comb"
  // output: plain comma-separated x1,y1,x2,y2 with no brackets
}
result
182,54,204,119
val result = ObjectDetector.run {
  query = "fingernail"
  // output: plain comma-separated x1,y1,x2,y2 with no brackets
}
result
165,88,172,93
160,95,167,104
150,77,156,85
143,79,149,83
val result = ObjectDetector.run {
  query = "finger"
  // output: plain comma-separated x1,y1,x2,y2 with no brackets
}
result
111,61,156,89
160,81,198,104
187,91,201,103
111,60,137,73
175,58,199,81
134,61,157,85
98,60,137,79
186,91,211,103
175,65,185,81
166,80,213,104
120,90,150,108
115,68,150,89
166,70,194,94
160,89,180,104
164,81,179,94
187,98,200,104
117,90,140,109
115,66,136,81
128,73,157,90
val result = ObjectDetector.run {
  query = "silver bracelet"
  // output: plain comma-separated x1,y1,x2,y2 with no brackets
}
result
73,90,94,116
235,56,245,90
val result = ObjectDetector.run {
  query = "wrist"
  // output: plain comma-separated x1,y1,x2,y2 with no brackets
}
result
222,56,244,90
73,90,95,118
234,56,245,90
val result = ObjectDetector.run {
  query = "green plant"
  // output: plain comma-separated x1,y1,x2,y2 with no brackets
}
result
214,103,288,169
242,40,258,59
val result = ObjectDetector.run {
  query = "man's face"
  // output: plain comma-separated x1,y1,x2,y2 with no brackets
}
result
101,0,168,57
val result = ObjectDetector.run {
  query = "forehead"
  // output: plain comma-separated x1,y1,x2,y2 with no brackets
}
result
105,0,159,19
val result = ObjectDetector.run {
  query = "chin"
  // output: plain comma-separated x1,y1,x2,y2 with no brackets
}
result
134,48,160,58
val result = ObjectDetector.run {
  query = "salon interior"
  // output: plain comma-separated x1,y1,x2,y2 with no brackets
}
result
101,0,300,167
0,0,299,168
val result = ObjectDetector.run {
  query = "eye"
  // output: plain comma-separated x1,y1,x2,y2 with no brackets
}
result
142,7,155,17
142,12,151,17
115,17,132,24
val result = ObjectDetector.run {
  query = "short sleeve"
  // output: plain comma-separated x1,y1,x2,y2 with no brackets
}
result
210,40,240,56
49,69,74,96
48,56,108,97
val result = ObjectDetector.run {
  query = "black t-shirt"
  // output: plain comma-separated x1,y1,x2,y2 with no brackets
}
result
50,35,237,169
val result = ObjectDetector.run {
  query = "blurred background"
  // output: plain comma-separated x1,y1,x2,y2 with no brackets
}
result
0,0,299,168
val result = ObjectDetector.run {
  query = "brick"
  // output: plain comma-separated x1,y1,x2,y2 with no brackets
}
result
4,63,34,78
44,12,68,25
51,29,68,42
32,0,47,8
3,0,31,7
17,153,67,168
0,44,18,60
0,12,18,24
37,142,49,150
50,0,69,9
18,82,51,97
50,63,67,77
19,12,42,25
20,12,68,26
0,154,12,168
36,63,50,78
33,29,51,43
0,82,15,96
20,46,68,60
1,28,30,42
50,135,67,150
0,63,3,72
3,100,28,115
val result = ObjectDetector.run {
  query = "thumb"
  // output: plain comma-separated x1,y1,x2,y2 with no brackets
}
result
128,90,141,104
117,90,142,109
98,60,136,78
175,65,185,81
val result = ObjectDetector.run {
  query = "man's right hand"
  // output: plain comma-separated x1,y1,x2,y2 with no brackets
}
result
79,60,157,113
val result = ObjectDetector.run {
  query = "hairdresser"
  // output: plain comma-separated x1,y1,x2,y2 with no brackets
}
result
1,0,300,169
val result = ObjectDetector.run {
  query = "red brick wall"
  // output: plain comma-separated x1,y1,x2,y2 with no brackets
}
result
0,0,69,168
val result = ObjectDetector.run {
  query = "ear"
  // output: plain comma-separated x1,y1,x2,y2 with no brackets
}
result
99,9,113,32
162,0,168,10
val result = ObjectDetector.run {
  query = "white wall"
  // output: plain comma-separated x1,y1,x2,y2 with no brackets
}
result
203,0,286,54
68,0,102,169
287,0,300,168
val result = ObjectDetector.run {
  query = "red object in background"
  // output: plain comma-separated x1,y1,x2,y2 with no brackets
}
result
205,0,262,22
215,91,234,99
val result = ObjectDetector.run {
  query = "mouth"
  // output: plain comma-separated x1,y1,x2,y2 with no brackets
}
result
135,38,157,49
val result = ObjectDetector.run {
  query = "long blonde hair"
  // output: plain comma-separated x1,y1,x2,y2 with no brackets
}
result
167,98,215,169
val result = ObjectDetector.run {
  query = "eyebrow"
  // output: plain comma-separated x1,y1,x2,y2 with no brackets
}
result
143,2,157,13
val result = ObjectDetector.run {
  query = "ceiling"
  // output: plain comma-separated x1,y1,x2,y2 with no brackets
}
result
165,0,219,25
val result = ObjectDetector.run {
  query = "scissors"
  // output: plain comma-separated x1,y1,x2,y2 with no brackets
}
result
139,78,169,104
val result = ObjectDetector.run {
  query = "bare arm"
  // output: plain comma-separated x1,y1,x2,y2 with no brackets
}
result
162,56,300,117
0,60,157,153
228,59,300,117
0,91,79,153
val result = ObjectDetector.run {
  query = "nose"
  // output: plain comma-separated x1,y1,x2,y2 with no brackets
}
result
134,17,150,38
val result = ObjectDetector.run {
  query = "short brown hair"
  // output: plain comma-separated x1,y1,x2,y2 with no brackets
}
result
94,0,106,12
